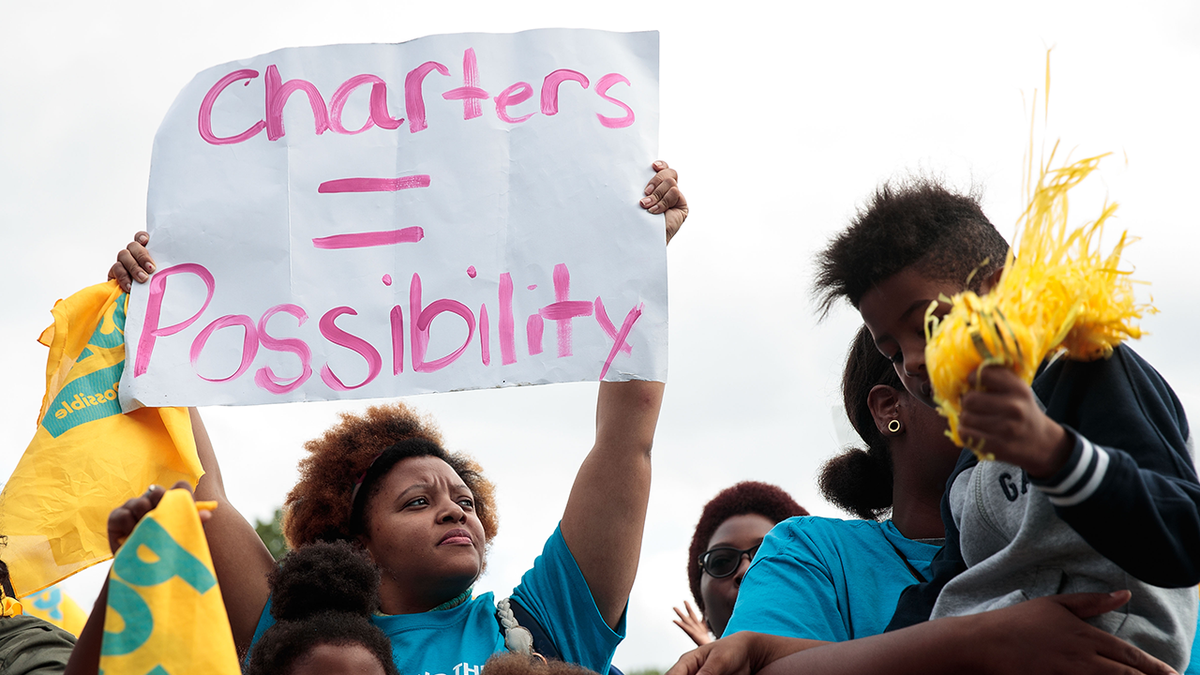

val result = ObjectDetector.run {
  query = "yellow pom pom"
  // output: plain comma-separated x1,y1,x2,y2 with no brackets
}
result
925,71,1154,459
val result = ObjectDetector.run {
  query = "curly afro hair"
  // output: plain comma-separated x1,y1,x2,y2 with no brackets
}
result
283,402,498,549
687,482,807,612
483,652,599,675
819,325,902,521
246,540,399,675
814,176,1010,319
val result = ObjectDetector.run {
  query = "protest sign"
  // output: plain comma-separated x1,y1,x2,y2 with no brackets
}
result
121,29,663,409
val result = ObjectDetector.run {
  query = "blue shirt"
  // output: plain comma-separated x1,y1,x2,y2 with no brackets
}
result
249,524,624,675
725,516,940,641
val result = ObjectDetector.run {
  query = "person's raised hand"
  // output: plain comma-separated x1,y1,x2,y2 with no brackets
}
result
673,600,713,647
959,366,1072,478
640,160,687,245
107,231,156,292
107,481,208,554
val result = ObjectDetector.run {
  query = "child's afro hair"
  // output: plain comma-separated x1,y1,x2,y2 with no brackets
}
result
246,540,399,675
483,652,599,675
686,482,807,612
283,402,498,549
814,177,1011,318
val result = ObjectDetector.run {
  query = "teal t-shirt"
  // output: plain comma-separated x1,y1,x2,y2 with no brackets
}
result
724,516,940,641
249,524,624,675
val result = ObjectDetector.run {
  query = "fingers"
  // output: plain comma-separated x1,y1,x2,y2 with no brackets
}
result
958,389,1026,439
694,640,748,675
107,481,199,552
641,161,680,212
665,646,709,675
966,365,1025,394
639,160,688,245
108,231,154,292
641,164,681,216
1095,638,1177,675
1053,591,1132,620
959,366,1071,475
108,484,167,553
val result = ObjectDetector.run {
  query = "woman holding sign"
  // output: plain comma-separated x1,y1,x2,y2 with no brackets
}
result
103,162,687,673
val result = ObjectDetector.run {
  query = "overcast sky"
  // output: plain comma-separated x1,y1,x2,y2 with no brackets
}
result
3,1,1200,669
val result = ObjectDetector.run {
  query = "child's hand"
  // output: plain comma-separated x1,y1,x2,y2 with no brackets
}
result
107,231,155,292
959,366,1072,478
640,160,687,245
107,481,207,553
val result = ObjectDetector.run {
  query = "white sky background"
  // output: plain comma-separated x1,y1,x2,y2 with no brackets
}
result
3,1,1200,670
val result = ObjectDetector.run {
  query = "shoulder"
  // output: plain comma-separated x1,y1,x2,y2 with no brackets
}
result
1035,345,1190,465
762,516,892,554
0,616,76,674
0,615,76,646
1035,345,1185,421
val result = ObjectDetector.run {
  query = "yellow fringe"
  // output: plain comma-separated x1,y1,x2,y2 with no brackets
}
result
924,68,1153,459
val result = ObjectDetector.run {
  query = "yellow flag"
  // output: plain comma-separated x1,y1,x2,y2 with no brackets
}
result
99,489,239,675
21,584,89,637
0,281,203,597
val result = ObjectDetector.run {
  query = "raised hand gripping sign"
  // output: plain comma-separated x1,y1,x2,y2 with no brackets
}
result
120,29,663,408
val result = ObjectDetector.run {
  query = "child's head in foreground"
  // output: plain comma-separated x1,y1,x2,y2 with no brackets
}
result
814,177,1009,407
246,540,399,675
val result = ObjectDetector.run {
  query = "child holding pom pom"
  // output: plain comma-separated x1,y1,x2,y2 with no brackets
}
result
812,175,1199,669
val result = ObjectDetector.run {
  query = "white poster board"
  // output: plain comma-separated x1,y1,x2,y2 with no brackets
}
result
120,29,663,409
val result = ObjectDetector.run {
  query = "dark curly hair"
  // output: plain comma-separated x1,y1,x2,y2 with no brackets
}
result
483,652,599,675
819,326,903,520
283,402,498,549
813,176,1010,318
687,482,808,612
246,540,399,675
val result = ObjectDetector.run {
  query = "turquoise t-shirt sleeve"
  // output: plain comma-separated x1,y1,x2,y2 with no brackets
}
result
510,523,624,673
246,596,275,666
724,523,849,642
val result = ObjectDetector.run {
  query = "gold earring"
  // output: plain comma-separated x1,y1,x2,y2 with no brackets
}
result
887,419,902,434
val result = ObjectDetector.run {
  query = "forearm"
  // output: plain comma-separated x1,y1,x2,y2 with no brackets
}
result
759,618,976,675
1034,345,1200,586
1040,435,1200,586
187,407,275,654
63,579,109,675
560,379,664,628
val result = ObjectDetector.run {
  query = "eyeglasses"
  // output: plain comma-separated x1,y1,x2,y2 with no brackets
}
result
698,544,761,578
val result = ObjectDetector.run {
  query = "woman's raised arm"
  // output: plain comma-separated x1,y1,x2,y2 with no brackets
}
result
559,161,683,629
190,407,278,655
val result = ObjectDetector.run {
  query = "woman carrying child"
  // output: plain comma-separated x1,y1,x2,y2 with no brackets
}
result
668,178,1196,675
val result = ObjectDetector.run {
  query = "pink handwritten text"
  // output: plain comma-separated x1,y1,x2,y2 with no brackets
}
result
198,49,635,144
135,262,643,392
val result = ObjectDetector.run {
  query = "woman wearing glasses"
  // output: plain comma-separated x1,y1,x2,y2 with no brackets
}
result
720,326,960,641
677,482,808,644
